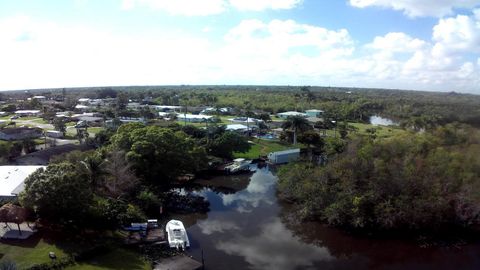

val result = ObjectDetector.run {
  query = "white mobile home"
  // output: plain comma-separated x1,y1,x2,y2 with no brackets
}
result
276,111,307,119
268,149,300,164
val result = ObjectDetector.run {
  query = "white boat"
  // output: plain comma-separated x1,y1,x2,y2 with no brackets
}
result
166,219,190,250
224,158,252,173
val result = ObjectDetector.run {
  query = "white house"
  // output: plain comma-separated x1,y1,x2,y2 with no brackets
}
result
226,124,249,133
305,109,324,118
276,111,307,119
177,114,212,123
78,98,91,105
0,127,43,141
0,166,46,199
15,110,41,117
228,117,263,124
46,130,63,138
154,105,183,112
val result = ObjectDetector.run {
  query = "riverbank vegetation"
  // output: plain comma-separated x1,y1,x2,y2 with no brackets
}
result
278,124,480,234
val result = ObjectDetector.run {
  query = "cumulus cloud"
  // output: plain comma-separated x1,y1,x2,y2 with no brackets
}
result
349,0,480,17
217,218,333,270
362,10,480,90
0,15,479,93
433,12,480,54
197,219,240,235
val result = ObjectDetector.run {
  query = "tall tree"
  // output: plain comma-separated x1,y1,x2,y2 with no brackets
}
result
20,163,93,225
103,150,138,198
282,115,311,145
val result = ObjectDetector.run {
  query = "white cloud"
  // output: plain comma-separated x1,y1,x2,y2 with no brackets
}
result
197,219,240,235
228,0,302,11
433,12,480,54
120,0,301,14
217,218,333,270
349,0,480,17
120,0,226,16
0,15,479,93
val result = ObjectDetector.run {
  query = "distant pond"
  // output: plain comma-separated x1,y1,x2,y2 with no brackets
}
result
171,167,480,270
370,115,398,126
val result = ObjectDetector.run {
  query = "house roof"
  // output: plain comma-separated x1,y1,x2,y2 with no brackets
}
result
226,124,249,131
15,110,41,114
277,111,307,116
0,166,46,197
0,127,42,135
228,117,263,123
15,144,94,165
177,114,212,119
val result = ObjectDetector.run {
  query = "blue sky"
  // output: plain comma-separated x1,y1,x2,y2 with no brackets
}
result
0,0,479,93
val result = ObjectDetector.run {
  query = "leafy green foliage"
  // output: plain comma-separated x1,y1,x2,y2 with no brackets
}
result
208,131,251,159
20,163,93,225
111,123,207,187
278,124,480,232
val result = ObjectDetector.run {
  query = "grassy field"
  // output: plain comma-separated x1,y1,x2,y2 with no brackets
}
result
348,122,407,138
67,249,151,270
234,138,295,159
0,233,69,269
0,231,151,270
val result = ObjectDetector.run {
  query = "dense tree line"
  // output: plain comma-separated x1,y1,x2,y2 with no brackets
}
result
278,124,480,233
18,122,250,229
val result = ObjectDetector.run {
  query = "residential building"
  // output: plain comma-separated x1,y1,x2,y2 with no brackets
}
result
0,127,43,141
276,111,307,119
177,114,212,123
305,109,324,118
0,166,46,199
14,110,41,117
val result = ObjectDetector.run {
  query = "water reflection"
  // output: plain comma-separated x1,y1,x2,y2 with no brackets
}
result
220,167,276,213
217,217,332,270
197,219,240,235
370,115,397,126
180,166,480,270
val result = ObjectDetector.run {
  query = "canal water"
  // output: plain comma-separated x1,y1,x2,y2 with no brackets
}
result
173,167,480,270
370,115,397,126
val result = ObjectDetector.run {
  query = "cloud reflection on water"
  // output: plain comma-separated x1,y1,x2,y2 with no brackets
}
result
220,168,277,212
217,218,333,270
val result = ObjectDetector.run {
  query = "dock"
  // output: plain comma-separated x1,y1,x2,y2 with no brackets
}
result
154,255,203,270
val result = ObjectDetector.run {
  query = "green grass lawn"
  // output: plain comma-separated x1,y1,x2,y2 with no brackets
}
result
0,231,151,270
30,118,49,124
0,234,69,269
234,138,295,159
348,122,407,138
87,127,104,134
67,249,151,270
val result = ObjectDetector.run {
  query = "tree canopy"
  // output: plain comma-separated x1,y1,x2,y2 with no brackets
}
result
20,163,93,225
278,124,480,232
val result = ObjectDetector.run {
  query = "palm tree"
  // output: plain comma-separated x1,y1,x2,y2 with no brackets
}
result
81,155,105,189
282,115,311,145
